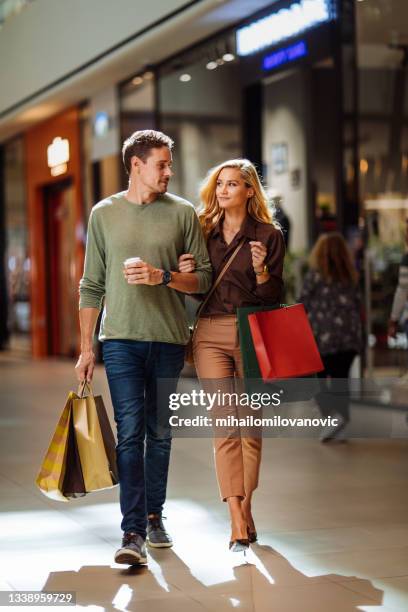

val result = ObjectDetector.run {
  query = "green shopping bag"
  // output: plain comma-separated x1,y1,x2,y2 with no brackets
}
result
237,305,320,402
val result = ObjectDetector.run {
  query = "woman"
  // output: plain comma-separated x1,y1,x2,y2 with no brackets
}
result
179,159,285,551
299,233,362,442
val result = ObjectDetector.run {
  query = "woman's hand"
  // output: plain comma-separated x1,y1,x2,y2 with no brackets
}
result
249,241,268,274
178,253,196,273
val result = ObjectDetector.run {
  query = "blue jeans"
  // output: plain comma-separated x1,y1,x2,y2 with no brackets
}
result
103,340,185,537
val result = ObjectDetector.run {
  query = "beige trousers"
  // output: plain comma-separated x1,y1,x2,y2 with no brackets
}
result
193,315,262,501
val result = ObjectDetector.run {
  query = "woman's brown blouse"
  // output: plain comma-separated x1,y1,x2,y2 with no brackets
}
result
201,215,285,316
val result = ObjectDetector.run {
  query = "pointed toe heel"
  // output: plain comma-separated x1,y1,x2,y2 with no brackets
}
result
229,539,250,553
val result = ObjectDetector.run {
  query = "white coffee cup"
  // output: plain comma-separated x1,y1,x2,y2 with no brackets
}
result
124,257,141,267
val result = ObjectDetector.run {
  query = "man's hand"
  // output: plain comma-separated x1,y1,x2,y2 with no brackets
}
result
178,253,196,273
388,320,398,338
124,260,163,285
75,350,96,382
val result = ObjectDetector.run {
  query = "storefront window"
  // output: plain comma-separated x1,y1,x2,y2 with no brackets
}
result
158,35,242,206
357,0,408,373
4,137,30,349
81,99,121,218
119,71,156,186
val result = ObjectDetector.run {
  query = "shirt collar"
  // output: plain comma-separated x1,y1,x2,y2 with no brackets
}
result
210,214,257,240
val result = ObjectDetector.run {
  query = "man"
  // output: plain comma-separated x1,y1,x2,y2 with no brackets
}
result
75,130,212,566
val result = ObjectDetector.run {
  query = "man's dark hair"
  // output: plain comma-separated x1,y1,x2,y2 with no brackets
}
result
122,130,174,175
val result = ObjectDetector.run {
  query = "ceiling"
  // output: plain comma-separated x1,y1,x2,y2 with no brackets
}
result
0,0,278,142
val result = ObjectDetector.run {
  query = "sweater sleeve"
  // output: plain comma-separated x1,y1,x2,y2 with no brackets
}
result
390,254,408,322
255,229,285,304
183,207,213,294
79,210,106,309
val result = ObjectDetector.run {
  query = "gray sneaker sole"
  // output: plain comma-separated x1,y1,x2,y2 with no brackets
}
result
146,538,173,548
114,548,148,565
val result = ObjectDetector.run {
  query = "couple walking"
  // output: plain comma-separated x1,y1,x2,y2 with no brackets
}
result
75,130,285,565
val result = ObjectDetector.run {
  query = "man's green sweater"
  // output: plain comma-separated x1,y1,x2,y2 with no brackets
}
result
79,191,212,345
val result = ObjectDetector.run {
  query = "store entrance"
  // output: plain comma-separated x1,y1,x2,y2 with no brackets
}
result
43,179,78,357
261,63,339,254
262,69,310,253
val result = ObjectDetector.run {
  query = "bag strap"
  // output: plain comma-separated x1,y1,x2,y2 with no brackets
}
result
196,236,246,320
77,380,94,398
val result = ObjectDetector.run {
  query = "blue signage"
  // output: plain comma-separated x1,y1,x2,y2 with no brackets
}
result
236,0,334,56
263,41,308,71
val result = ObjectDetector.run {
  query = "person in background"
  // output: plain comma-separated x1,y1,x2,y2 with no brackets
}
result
267,189,291,249
179,159,285,551
388,219,408,343
299,233,362,442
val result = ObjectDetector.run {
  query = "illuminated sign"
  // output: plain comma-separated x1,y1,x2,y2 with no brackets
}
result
263,40,308,70
94,111,110,138
47,137,70,177
236,0,333,56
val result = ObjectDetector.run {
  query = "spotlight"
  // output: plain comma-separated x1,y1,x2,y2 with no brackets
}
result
143,71,154,80
179,73,192,82
206,60,218,70
132,76,143,86
222,53,235,62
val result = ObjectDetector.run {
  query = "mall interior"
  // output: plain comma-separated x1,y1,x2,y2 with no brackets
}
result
1,0,408,610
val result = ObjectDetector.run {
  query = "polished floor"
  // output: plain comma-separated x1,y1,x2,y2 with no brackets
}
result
1,354,408,611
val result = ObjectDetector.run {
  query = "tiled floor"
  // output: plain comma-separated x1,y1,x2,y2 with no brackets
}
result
1,355,408,611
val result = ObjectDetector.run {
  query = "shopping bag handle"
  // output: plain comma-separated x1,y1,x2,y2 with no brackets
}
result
78,380,94,398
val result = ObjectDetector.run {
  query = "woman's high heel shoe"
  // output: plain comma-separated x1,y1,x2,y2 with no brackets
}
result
229,538,249,553
229,519,249,552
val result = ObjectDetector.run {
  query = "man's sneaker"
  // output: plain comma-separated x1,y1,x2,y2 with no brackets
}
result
146,514,173,548
114,532,147,565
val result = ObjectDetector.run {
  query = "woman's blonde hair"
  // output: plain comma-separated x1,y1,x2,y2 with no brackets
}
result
309,232,358,285
198,159,278,238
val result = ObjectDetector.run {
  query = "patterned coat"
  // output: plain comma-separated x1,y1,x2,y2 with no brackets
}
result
299,270,362,356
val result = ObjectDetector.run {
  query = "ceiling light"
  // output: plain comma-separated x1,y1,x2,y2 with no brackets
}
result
143,71,154,80
216,58,224,65
222,53,235,62
179,73,192,82
206,60,218,70
132,76,143,86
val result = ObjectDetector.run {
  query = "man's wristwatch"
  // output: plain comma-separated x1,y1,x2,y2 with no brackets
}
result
161,270,172,285
255,265,269,276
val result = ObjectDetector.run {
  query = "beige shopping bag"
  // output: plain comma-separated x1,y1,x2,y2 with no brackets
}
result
61,406,87,499
72,382,118,492
35,392,75,502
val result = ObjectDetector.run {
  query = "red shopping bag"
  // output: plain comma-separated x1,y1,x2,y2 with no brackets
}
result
248,304,324,381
